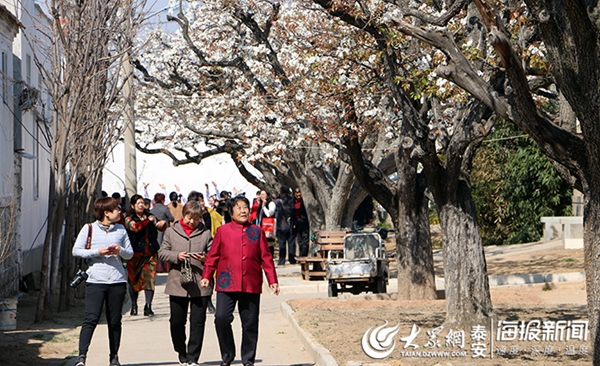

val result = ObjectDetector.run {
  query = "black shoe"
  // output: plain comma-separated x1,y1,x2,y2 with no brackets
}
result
207,300,216,314
74,355,86,366
130,303,137,316
110,355,121,366
144,303,154,316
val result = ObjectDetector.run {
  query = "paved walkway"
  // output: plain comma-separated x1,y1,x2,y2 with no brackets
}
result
71,271,322,366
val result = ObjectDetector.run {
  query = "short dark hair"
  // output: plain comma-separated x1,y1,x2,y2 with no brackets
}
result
143,198,152,206
154,193,165,203
111,192,121,199
187,190,204,202
279,186,290,195
231,195,250,209
93,197,118,220
169,191,179,202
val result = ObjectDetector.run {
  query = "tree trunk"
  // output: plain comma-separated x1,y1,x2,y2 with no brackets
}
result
440,188,493,328
395,189,437,300
584,188,600,364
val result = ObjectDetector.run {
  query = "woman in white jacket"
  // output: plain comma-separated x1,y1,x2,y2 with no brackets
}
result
72,197,133,366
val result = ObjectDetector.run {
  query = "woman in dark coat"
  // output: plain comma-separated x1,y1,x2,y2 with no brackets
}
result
125,194,167,316
158,200,214,366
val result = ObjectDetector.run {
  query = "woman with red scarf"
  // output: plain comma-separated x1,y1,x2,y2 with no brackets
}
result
158,200,213,366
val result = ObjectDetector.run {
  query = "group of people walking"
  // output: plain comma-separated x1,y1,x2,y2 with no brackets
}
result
250,186,310,266
72,188,282,366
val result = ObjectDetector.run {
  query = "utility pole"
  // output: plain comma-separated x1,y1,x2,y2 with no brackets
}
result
123,54,136,201
122,3,179,201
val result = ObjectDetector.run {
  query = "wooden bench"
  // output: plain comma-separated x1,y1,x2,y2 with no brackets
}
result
296,230,346,280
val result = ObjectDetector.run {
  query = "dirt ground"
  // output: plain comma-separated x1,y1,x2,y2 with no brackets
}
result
0,292,84,366
0,245,588,366
291,245,589,365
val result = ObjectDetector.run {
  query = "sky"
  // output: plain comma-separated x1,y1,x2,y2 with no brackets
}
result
102,0,260,200
102,143,260,200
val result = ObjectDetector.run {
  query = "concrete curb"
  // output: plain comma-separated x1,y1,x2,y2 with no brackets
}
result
280,301,338,366
280,272,586,294
488,271,585,286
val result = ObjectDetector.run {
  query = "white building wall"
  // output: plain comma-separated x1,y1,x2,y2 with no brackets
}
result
0,2,21,297
13,0,51,276
0,23,13,200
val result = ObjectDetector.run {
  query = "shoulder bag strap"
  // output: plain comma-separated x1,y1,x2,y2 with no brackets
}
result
85,223,93,250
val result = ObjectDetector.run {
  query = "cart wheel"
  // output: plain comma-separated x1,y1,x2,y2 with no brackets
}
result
328,281,338,297
375,277,387,294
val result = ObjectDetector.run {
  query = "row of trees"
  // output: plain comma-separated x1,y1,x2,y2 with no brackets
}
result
29,0,148,320
132,0,600,362
24,0,599,363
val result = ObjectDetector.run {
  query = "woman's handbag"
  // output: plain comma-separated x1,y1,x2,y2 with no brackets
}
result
261,217,275,239
180,258,194,285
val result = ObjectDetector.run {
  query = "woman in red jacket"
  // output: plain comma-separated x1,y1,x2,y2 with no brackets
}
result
200,196,279,366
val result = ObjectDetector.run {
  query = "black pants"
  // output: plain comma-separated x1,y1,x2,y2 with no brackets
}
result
276,229,295,264
79,282,127,359
291,227,310,257
214,292,260,365
169,295,210,364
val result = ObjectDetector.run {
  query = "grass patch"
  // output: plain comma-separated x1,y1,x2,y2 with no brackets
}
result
49,336,71,343
561,258,579,263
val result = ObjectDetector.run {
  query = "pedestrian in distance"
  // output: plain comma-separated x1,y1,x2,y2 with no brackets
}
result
72,197,133,366
151,192,175,273
274,186,295,265
291,187,310,257
125,194,167,317
200,195,280,366
158,200,214,366
168,191,184,222
257,190,276,256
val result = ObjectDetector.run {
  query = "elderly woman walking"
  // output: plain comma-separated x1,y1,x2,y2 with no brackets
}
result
158,200,214,366
200,195,279,366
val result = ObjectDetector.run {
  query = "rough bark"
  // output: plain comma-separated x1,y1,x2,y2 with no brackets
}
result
343,127,437,300
440,189,492,327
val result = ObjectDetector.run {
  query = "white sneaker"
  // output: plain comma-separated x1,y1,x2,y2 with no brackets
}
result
74,355,86,366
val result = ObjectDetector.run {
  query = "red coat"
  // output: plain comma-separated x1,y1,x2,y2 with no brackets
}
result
202,221,278,294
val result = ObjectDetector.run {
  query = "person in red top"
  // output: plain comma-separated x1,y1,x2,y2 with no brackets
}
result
248,190,260,224
200,195,279,366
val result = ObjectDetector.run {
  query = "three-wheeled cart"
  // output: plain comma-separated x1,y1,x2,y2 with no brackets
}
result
325,232,389,297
